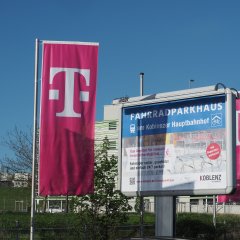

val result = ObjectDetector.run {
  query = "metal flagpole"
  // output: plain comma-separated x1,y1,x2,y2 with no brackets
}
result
30,38,40,240
139,72,144,237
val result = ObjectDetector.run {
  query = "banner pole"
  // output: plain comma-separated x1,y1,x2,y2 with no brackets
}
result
139,72,144,237
30,38,40,240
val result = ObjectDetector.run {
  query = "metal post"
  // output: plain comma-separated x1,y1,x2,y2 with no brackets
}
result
205,196,208,213
66,195,69,213
140,72,144,96
213,195,216,228
139,72,144,237
140,196,144,237
16,220,19,240
155,196,176,237
189,79,194,89
30,38,40,240
154,71,176,238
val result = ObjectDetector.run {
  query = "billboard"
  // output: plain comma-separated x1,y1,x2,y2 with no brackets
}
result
120,90,236,196
218,98,240,202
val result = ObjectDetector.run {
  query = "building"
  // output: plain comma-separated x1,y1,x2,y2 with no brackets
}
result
0,172,13,187
12,173,31,188
0,172,31,188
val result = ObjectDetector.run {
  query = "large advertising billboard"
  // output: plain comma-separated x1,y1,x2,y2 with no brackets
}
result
120,91,236,196
218,98,240,202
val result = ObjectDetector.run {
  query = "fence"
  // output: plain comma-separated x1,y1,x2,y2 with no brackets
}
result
2,223,240,240
0,199,30,212
0,224,155,240
176,200,240,215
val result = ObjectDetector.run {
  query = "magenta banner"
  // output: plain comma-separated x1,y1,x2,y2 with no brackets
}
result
218,98,240,202
39,41,98,196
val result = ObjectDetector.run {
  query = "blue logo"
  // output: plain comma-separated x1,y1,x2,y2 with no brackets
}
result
211,114,222,127
130,124,136,133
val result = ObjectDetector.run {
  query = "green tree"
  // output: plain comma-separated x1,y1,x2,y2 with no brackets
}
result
72,137,132,240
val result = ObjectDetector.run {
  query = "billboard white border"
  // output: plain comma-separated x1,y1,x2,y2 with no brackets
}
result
117,86,236,196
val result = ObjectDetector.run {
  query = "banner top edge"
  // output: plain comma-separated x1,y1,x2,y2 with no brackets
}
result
41,40,99,46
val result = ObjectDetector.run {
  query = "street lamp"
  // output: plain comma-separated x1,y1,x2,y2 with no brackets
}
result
189,79,194,89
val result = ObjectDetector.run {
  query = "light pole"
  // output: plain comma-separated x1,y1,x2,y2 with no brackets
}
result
140,72,144,96
139,72,144,237
189,79,194,89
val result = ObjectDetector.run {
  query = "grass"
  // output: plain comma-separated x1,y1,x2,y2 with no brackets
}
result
127,212,154,224
0,187,31,212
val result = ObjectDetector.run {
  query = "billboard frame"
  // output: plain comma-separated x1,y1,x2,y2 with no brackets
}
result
117,85,236,196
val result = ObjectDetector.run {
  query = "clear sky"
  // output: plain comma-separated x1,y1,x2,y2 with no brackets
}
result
0,0,240,156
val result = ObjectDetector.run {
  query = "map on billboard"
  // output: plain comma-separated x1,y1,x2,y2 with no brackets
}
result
121,94,233,196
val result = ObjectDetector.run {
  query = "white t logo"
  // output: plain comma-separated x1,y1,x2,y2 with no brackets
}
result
49,67,90,118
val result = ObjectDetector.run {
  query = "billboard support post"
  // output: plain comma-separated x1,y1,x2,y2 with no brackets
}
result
155,196,176,237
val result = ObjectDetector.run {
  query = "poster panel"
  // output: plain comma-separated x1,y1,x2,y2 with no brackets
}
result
121,94,235,196
218,98,240,202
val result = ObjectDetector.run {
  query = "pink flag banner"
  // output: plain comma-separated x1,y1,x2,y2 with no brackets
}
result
39,41,99,196
218,98,240,202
